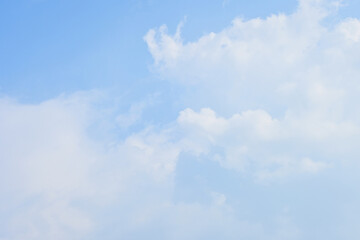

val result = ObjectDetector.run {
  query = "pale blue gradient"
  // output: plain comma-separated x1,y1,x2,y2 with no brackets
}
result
1,1,360,240
0,0,299,102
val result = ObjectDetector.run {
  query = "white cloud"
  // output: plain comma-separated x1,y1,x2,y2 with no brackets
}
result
0,93,180,239
145,0,360,180
336,18,360,42
4,0,360,238
176,107,336,178
144,0,359,118
0,94,99,239
0,92,304,239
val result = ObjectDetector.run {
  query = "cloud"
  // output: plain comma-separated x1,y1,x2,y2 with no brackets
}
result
144,0,360,180
0,93,98,239
0,92,179,239
336,17,360,42
176,107,335,179
0,92,303,239
144,0,356,116
116,93,159,128
3,0,360,238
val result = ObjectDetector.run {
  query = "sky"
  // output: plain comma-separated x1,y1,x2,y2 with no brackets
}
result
2,0,360,239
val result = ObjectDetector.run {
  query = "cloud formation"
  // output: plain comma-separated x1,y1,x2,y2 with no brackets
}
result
2,0,360,239
145,0,360,179
0,93,299,239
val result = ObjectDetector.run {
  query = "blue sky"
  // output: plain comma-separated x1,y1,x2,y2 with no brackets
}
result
1,0,300,101
2,0,360,239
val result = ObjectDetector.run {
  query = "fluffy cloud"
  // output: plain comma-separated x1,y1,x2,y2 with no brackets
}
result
0,93,302,239
145,0,360,180
176,107,336,180
0,94,97,239
3,0,360,238
144,0,360,116
0,93,176,239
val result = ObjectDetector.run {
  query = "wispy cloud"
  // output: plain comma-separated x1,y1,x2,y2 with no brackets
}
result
2,0,360,239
